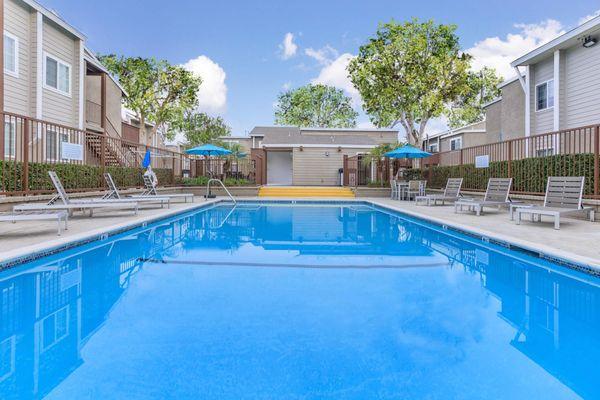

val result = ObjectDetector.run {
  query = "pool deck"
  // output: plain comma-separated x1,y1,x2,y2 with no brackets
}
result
1,196,599,271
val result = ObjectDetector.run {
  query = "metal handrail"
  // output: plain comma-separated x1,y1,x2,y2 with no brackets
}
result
207,178,236,204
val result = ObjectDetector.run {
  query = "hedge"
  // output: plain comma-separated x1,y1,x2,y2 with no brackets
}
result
0,160,177,193
408,153,596,195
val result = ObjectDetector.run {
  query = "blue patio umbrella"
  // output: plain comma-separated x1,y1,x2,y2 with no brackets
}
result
185,143,232,157
142,149,152,168
385,144,432,159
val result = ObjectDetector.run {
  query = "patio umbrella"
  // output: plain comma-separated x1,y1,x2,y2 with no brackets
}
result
185,143,232,157
384,144,432,159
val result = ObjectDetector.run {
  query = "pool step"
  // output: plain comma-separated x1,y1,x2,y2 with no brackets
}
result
258,186,355,198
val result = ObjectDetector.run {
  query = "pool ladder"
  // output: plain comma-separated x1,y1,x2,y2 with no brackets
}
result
206,179,236,204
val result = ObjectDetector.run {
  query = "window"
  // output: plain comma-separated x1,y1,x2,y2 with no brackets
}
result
4,120,16,158
428,143,439,153
3,32,18,77
41,306,69,352
450,137,462,151
44,54,71,95
536,80,554,111
46,130,69,161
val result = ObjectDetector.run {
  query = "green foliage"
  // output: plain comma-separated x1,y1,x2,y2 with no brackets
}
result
348,19,472,144
181,176,251,186
361,142,403,166
446,67,502,128
412,153,596,195
181,112,232,148
220,141,246,159
0,161,175,192
274,84,358,128
99,55,202,143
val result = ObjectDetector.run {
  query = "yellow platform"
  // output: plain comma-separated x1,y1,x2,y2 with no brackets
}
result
258,186,355,198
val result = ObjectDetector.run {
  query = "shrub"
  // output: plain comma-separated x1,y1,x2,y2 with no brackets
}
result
410,153,595,194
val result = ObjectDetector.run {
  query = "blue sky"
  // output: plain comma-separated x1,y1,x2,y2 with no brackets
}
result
43,0,600,139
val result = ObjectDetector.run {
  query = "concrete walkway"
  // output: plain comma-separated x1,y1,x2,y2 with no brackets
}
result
0,200,217,264
370,198,600,268
1,196,599,269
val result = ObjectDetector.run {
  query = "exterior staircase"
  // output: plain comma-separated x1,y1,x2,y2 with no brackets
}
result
258,186,355,198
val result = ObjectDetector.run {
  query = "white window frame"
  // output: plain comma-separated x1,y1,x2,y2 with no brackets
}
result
428,143,439,153
45,129,69,162
40,305,70,352
0,335,16,383
450,137,462,151
43,52,72,97
4,120,16,159
535,79,554,112
3,31,19,78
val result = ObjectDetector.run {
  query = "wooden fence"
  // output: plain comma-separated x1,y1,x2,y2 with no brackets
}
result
0,111,252,196
418,125,600,198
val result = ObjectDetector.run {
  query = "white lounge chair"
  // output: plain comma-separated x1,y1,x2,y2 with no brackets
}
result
515,176,595,229
139,174,194,203
13,171,139,216
454,178,512,216
416,178,463,206
0,210,68,235
102,173,171,208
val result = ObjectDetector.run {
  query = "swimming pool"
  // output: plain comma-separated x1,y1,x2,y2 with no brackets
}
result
1,201,598,399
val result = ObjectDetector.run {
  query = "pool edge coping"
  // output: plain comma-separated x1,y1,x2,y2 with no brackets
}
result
1,197,598,277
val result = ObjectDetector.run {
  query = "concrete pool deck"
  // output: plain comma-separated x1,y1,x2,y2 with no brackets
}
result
0,196,599,270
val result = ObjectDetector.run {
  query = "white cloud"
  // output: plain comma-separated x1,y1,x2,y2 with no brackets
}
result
311,53,360,105
282,81,292,90
579,10,600,25
182,55,228,115
279,33,298,60
466,19,565,79
304,45,339,65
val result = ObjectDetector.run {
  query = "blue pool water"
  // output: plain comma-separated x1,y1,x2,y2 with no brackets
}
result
1,202,599,399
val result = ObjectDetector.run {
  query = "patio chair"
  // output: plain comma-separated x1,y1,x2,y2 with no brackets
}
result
416,178,463,206
515,176,595,230
103,173,171,208
391,180,399,200
454,178,512,216
406,180,426,201
141,174,194,203
0,210,68,235
13,171,139,216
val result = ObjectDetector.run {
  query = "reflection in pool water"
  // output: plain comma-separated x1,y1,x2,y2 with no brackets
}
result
0,203,598,399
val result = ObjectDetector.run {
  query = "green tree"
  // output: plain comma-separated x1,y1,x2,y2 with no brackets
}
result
361,142,403,186
220,141,246,159
274,84,358,128
348,19,472,146
180,112,231,147
99,55,201,145
445,67,502,128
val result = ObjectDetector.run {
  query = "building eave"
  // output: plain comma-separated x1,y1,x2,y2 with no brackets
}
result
21,0,86,40
511,15,600,67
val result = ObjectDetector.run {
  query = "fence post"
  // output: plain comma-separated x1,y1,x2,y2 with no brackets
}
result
343,155,349,186
22,118,29,194
507,141,512,179
594,125,599,197
172,151,176,184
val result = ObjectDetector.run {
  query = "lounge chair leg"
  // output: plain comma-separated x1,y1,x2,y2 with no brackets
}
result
554,216,560,230
516,211,521,225
590,210,595,222
476,206,481,216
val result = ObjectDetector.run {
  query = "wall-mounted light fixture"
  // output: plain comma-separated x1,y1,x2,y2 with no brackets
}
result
299,146,304,152
582,35,598,48
337,146,342,152
324,151,330,157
